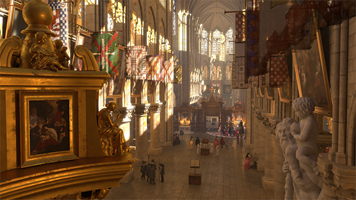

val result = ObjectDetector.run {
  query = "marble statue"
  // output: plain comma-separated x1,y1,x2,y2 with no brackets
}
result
275,97,324,200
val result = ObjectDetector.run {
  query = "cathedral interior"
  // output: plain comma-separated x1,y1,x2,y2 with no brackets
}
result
0,0,356,199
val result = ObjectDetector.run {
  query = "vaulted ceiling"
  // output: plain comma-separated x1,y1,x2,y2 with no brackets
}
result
179,0,244,33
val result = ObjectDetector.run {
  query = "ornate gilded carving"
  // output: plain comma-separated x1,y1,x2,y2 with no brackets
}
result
53,39,72,69
133,104,150,116
112,106,135,123
74,45,100,71
0,36,22,67
29,32,68,71
97,102,131,156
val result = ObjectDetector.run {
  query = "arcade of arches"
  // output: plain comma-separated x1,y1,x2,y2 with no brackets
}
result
0,0,356,199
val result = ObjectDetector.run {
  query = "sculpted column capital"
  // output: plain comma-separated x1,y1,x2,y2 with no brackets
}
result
112,105,135,123
149,102,163,113
133,104,150,116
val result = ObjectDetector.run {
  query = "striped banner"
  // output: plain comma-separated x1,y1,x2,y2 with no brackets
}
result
232,56,248,89
270,55,289,87
235,11,245,43
146,55,162,81
125,46,147,80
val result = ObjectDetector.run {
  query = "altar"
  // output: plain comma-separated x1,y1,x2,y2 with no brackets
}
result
179,126,192,133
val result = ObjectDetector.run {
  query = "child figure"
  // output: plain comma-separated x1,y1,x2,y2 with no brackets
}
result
291,97,320,176
53,39,72,69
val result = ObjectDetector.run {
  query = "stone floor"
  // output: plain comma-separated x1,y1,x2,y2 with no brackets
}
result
105,132,275,200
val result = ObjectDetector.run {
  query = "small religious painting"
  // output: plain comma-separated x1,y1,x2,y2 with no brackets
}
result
278,80,292,103
292,30,332,116
20,92,78,168
108,76,124,97
131,80,142,97
259,88,265,97
266,88,274,100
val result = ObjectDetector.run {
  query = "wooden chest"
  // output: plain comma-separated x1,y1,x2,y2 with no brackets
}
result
189,173,201,185
201,148,210,155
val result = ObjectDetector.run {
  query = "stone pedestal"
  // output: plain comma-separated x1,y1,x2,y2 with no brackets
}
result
133,104,150,162
148,103,163,155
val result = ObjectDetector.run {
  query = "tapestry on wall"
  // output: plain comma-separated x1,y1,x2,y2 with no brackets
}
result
125,46,147,80
146,55,162,81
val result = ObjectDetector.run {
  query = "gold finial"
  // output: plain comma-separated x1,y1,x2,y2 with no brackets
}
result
21,0,55,36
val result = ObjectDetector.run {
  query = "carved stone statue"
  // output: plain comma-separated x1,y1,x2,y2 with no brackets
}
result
97,102,131,156
53,39,72,70
29,32,68,71
276,97,324,200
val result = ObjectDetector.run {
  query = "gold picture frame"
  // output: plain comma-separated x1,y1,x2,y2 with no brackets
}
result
266,88,274,100
278,80,292,103
259,88,265,97
20,91,78,168
292,29,332,116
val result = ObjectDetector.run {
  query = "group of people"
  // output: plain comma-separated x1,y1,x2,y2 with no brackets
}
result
140,160,165,184
189,136,231,155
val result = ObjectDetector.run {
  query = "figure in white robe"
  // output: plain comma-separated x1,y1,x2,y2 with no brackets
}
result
209,142,214,154
197,143,201,154
215,144,219,156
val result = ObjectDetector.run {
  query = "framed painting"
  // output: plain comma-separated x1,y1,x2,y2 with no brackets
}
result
107,75,124,98
266,88,274,100
278,80,292,103
19,91,78,168
292,29,332,116
259,88,265,97
131,80,142,97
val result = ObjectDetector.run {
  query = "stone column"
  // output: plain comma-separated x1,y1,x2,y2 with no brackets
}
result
166,83,174,145
336,19,348,165
133,104,150,162
274,139,286,200
329,23,340,161
245,89,253,149
257,113,266,171
148,103,163,155
261,118,280,190
252,106,260,158
160,102,167,145
113,106,135,151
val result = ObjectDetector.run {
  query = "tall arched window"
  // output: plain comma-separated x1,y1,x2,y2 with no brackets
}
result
201,29,208,55
178,10,187,51
212,29,221,58
226,28,233,55
147,26,156,54
209,32,212,57
107,13,113,31
173,0,176,35
130,12,141,46
220,34,225,61
226,66,231,80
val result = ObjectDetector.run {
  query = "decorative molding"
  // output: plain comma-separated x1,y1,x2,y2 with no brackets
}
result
112,105,135,123
149,102,163,113
133,104,150,116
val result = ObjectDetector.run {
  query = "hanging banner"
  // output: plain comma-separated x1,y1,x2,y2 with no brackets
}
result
162,57,174,83
270,55,289,88
146,55,162,81
246,0,259,87
232,55,248,89
173,65,182,84
48,2,69,54
91,32,121,76
125,46,147,80
235,11,245,43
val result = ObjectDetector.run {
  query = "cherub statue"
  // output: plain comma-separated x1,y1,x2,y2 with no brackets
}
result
291,97,320,176
29,32,68,71
97,102,132,156
53,39,73,70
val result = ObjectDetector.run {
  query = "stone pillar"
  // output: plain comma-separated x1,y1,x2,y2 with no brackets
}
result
112,106,135,150
166,83,174,145
274,139,286,200
257,114,266,171
245,88,253,149
329,24,340,161
148,103,163,155
252,107,260,158
133,104,150,161
336,19,348,165
160,102,167,145
261,118,277,190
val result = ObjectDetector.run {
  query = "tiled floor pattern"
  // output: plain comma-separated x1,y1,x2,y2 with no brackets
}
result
105,132,274,200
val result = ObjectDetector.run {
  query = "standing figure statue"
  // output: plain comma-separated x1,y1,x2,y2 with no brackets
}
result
97,102,131,156
53,39,73,70
275,97,324,200
29,32,68,71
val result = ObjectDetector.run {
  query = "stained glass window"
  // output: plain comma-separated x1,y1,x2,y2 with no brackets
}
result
220,34,225,61
209,32,212,57
178,10,187,51
173,0,176,35
107,13,113,31
226,28,233,55
130,12,143,46
201,29,208,55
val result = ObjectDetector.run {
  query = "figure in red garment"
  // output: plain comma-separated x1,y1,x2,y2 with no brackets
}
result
220,137,225,148
32,126,60,154
214,137,218,149
244,153,251,169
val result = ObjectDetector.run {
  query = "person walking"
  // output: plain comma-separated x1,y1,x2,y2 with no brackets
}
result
140,161,147,180
150,160,156,184
159,163,165,182
220,137,225,148
146,163,151,183
189,136,194,149
195,137,200,146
